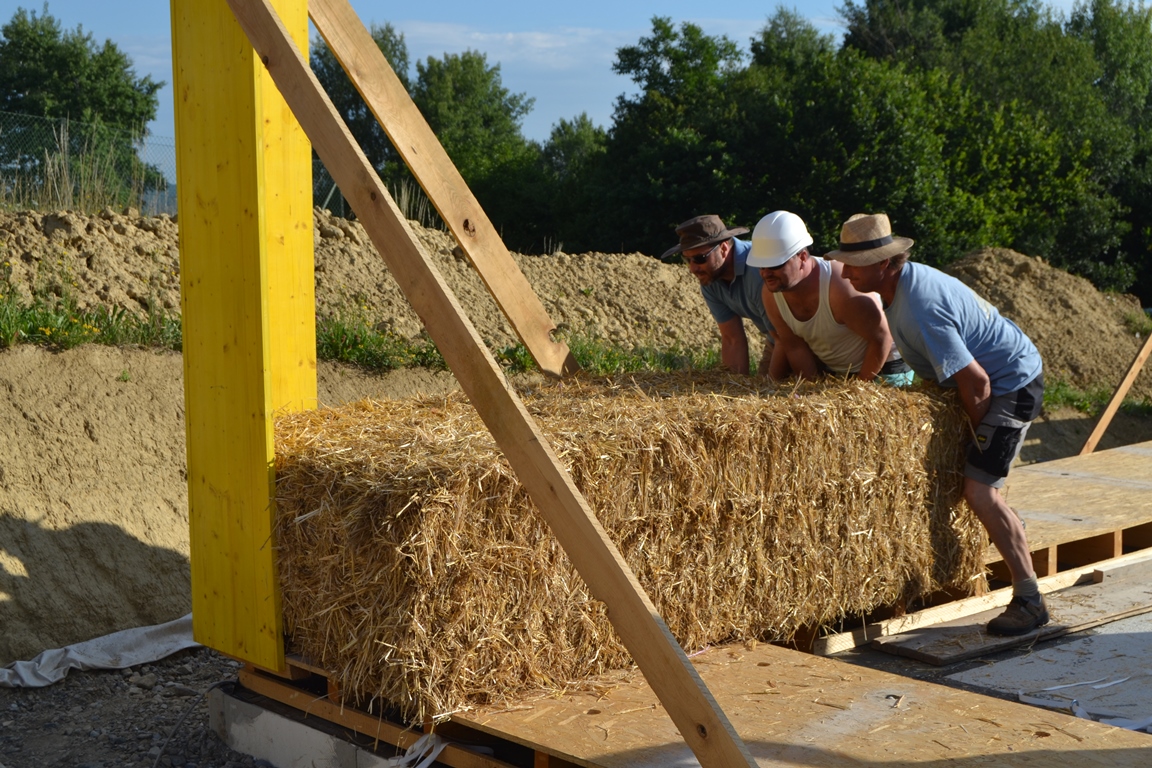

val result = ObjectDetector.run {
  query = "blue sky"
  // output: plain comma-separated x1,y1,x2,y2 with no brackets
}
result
6,1,1079,144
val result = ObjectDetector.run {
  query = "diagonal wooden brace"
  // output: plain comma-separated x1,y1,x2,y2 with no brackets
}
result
309,0,577,378
223,1,756,766
1080,331,1152,455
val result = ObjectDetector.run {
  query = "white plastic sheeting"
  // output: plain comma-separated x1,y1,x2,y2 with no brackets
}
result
0,613,197,687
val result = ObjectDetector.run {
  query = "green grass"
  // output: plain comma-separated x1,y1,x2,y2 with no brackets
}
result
1044,378,1152,417
0,292,182,352
0,287,725,379
316,314,445,371
496,334,720,375
4,288,1149,417
1122,309,1152,337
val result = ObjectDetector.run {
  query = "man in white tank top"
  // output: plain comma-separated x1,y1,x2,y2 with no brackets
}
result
747,211,908,383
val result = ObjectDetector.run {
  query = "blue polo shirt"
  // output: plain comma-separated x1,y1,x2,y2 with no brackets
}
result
700,239,774,337
885,262,1042,395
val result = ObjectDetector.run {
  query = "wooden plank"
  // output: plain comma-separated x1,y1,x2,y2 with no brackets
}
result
812,547,1152,655
221,2,755,766
173,0,314,672
307,0,577,378
457,641,1150,767
871,557,1152,665
1080,331,1152,454
1093,549,1152,582
238,667,515,768
1032,546,1057,578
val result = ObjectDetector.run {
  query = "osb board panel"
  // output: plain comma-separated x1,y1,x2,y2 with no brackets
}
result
873,557,1152,665
999,442,1152,559
458,643,1150,767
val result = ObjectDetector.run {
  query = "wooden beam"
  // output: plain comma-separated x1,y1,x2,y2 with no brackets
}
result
1080,331,1152,454
172,0,314,672
307,0,577,378
239,667,516,768
222,2,755,766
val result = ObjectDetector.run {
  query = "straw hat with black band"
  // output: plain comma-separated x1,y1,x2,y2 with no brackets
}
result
825,213,914,267
660,214,749,262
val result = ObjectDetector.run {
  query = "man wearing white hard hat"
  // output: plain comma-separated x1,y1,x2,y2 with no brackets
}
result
747,210,910,383
827,212,1048,637
662,214,775,375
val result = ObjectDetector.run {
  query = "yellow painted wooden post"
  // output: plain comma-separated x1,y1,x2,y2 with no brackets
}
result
171,0,314,671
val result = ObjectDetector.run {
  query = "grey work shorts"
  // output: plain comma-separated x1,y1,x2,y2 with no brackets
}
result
964,374,1044,489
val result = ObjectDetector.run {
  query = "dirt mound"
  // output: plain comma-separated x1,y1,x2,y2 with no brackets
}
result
1,209,1151,664
0,207,716,353
946,248,1152,400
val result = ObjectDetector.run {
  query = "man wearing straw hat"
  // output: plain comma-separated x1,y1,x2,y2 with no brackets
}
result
662,215,775,375
746,210,912,384
828,212,1047,636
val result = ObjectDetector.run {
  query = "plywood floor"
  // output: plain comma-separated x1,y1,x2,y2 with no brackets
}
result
1004,441,1152,554
460,641,1151,767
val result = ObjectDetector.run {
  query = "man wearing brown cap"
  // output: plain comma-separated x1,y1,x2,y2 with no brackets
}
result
662,214,775,375
827,213,1047,636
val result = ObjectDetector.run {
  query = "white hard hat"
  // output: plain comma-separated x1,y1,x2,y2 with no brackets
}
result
747,211,813,268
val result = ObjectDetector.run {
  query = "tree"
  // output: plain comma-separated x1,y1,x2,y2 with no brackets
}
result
839,0,1135,289
311,22,410,180
596,18,746,252
1068,0,1152,299
0,5,164,205
411,50,534,182
0,5,160,128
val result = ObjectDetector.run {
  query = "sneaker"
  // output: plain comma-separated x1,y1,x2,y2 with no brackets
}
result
987,595,1049,636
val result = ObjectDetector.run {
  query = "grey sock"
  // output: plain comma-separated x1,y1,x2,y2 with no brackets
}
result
1013,576,1041,602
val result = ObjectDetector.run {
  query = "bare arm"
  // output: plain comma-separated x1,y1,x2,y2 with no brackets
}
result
762,285,819,381
717,317,750,374
952,360,993,428
828,262,891,381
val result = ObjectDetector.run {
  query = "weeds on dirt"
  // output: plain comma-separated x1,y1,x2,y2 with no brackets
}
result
1122,309,1152,337
1044,378,1152,417
0,293,182,352
316,313,446,372
496,335,720,375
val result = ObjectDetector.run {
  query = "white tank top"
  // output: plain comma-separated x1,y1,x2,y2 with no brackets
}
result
773,258,869,374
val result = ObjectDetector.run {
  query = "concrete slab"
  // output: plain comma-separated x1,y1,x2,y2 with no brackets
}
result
209,686,397,767
946,613,1152,727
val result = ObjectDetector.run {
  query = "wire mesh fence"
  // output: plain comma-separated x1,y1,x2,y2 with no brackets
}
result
0,110,177,215
0,109,435,224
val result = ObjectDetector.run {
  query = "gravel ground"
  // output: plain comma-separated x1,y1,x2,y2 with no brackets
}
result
0,646,255,768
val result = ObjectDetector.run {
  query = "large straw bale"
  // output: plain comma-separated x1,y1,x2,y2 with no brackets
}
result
273,373,981,723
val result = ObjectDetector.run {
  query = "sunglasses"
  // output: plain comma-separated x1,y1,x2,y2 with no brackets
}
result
683,242,722,265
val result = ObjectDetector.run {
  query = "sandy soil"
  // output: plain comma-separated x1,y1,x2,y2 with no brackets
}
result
0,208,1150,666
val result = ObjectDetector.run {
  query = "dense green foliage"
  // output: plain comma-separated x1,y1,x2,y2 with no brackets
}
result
0,6,165,204
311,0,1152,303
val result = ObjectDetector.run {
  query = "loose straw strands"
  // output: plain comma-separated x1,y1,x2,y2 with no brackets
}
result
273,372,981,724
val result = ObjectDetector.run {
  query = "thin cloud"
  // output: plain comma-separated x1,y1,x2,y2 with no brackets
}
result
397,21,629,72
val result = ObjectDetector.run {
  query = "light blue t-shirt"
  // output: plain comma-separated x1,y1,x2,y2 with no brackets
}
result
885,262,1042,395
700,239,774,337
